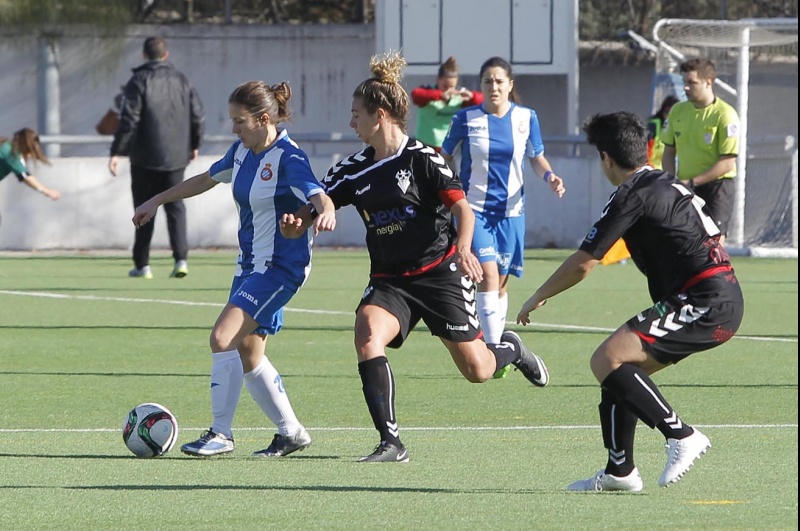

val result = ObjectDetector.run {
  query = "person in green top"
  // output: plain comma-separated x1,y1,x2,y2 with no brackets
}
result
411,56,483,151
0,128,60,201
661,58,740,244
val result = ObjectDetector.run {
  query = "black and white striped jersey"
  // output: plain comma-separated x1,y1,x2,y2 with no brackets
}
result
323,136,463,276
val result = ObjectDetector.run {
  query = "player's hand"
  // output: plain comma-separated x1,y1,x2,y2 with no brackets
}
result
442,88,460,101
108,156,119,177
312,211,336,236
45,188,61,201
547,173,566,198
280,213,305,238
458,88,473,100
516,296,547,326
455,247,483,283
132,200,158,228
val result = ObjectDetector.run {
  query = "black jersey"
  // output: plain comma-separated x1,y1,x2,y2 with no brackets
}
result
323,137,463,276
580,167,731,302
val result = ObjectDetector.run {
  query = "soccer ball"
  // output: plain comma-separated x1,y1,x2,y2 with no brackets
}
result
122,403,179,458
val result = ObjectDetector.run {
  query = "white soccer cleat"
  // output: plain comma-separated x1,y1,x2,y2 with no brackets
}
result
659,428,711,487
567,468,643,492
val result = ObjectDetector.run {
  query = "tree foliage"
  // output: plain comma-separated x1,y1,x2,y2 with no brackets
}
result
0,0,132,30
580,0,798,40
0,0,794,35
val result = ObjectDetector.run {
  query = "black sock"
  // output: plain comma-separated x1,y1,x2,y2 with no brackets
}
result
358,356,402,447
599,389,637,477
487,341,518,371
602,364,693,440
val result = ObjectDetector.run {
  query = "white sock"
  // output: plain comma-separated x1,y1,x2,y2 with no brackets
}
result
244,356,301,436
499,292,509,331
477,290,504,344
210,350,243,439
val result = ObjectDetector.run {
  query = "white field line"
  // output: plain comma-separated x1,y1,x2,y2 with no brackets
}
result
0,289,796,343
0,424,796,434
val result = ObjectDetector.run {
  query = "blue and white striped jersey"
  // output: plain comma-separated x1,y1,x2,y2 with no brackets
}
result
209,129,324,277
441,103,544,218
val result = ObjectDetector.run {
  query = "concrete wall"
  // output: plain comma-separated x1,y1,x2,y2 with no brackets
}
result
0,154,614,251
1,24,795,250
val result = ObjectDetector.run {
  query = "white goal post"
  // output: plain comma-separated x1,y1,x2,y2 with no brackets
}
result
653,18,798,256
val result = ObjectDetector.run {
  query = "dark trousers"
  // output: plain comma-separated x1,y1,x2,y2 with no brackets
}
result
130,166,188,269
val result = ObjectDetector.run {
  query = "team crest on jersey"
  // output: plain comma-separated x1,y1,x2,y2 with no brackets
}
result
704,133,713,145
396,168,412,193
517,120,528,135
260,163,274,181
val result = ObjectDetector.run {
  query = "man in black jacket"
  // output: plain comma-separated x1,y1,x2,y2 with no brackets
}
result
109,36,205,279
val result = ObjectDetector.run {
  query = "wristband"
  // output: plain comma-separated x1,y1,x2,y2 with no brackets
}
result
543,170,553,182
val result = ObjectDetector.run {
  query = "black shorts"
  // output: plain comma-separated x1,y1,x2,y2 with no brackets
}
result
695,178,735,236
626,269,744,364
357,254,481,348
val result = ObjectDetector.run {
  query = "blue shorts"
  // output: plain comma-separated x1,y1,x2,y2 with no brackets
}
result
471,211,525,278
228,269,301,335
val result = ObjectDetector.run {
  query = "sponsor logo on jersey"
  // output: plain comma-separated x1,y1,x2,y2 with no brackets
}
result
365,205,418,237
260,163,274,181
355,184,371,195
396,168,412,193
366,205,417,226
376,223,403,236
234,157,244,166
446,323,469,331
468,125,488,133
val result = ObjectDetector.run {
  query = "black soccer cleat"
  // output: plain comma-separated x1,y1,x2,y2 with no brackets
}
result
358,441,410,463
252,427,312,457
502,330,550,387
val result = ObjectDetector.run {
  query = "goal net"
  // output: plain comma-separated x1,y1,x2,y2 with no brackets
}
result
652,18,798,256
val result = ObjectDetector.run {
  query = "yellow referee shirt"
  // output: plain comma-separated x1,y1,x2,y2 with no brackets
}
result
661,97,740,181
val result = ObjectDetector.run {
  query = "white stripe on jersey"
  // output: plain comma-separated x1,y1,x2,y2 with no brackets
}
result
443,103,544,218
209,130,323,277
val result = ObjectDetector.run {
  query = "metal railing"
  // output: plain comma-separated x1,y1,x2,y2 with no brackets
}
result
38,133,592,157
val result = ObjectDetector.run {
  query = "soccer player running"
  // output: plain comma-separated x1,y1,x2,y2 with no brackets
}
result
516,111,744,491
281,51,548,463
441,56,565,376
133,81,336,458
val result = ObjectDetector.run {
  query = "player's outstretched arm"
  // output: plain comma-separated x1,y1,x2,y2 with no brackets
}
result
132,172,215,228
517,250,599,325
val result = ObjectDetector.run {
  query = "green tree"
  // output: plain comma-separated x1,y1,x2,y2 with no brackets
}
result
580,0,798,41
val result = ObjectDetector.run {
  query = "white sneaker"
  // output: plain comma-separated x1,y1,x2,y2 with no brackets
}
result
659,428,711,487
567,468,643,492
180,428,235,457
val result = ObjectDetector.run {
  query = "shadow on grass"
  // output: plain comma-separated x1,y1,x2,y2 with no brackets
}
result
0,453,340,461
63,483,545,494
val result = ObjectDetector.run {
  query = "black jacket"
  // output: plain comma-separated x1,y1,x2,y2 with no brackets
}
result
111,60,205,171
